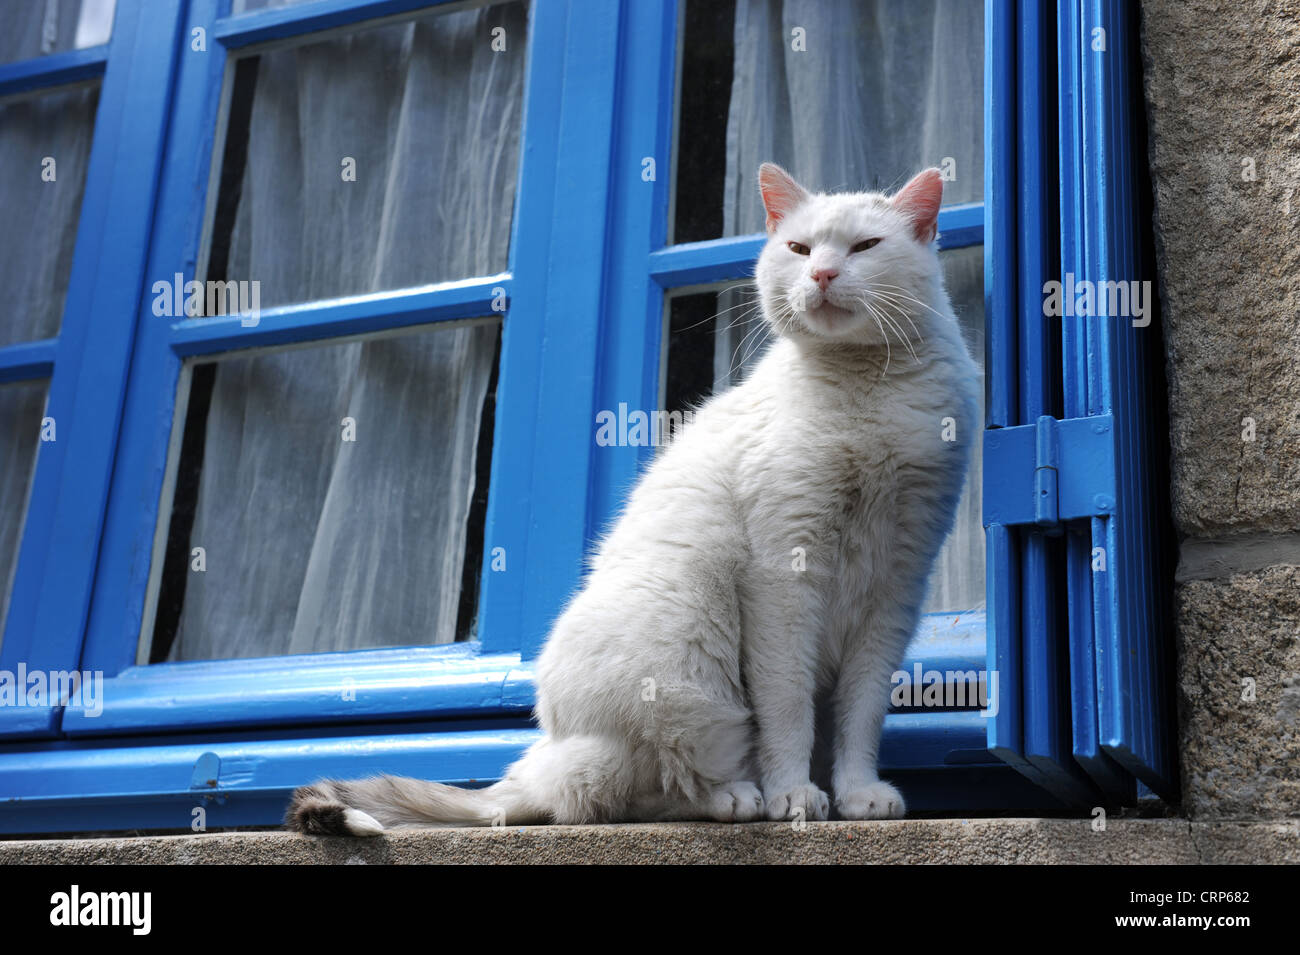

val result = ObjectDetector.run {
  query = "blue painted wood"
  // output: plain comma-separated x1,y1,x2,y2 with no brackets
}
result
0,708,1059,834
586,0,677,549
647,205,983,290
213,0,460,48
495,0,622,661
81,0,231,679
168,274,509,357
1072,0,1173,798
986,0,1170,804
648,234,766,288
0,0,187,739
982,0,1055,800
0,340,57,384
934,201,985,250
64,647,531,734
1057,0,1132,802
470,0,570,657
985,525,1031,773
0,45,107,97
984,0,1017,432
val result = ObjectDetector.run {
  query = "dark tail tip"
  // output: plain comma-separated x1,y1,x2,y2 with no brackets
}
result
286,783,351,835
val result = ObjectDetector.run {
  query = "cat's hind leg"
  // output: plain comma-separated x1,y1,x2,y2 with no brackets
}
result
506,733,642,824
650,694,764,822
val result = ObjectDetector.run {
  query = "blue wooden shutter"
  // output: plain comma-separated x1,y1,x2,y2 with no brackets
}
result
983,0,1175,805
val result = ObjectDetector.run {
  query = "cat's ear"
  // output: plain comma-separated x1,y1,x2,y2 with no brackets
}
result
891,168,944,243
758,163,808,233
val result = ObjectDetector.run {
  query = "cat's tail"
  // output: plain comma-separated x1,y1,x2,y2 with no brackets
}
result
285,735,634,835
285,773,545,835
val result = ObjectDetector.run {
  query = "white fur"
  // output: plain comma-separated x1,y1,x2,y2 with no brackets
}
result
519,167,978,823
293,168,979,830
342,808,385,836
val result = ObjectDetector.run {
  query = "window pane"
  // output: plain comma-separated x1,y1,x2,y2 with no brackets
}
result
231,0,312,12
663,244,986,614
0,0,115,64
0,82,101,347
922,243,984,614
673,0,983,243
149,322,500,663
209,1,527,309
0,379,49,638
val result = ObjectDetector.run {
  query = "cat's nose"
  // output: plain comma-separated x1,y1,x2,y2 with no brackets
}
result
812,267,839,290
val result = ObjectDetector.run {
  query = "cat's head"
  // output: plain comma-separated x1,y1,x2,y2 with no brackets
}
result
754,164,945,348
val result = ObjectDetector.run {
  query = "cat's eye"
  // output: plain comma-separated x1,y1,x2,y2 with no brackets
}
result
850,238,882,253
787,241,811,256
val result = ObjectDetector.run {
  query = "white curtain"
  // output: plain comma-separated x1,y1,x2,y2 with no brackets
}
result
0,381,48,635
0,82,100,347
720,0,986,613
0,0,115,63
168,2,526,660
922,245,985,614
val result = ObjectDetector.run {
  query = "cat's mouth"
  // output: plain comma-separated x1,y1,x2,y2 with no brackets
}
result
811,301,855,319
799,299,861,335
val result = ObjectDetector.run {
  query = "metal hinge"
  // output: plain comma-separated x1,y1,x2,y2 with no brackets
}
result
983,414,1117,529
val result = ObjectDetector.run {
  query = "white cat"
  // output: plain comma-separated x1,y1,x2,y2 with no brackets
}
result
287,165,979,835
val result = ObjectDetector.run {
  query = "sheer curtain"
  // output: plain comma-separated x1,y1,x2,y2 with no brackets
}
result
0,382,48,636
0,82,100,347
167,2,526,660
720,0,986,612
0,0,115,64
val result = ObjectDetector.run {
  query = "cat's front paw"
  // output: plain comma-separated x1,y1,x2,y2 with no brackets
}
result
707,781,765,822
765,783,830,822
836,781,905,820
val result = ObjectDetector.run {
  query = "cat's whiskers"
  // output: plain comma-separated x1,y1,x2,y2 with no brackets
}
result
857,300,892,375
675,283,762,335
713,302,766,342
718,309,773,386
847,266,926,355
857,295,915,367
864,289,926,353
736,322,771,375
687,294,764,338
869,282,947,324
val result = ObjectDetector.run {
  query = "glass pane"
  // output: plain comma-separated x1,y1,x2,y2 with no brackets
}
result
0,379,49,637
922,243,984,614
664,244,986,614
673,0,984,243
0,82,101,347
208,1,527,309
148,322,500,663
0,0,115,64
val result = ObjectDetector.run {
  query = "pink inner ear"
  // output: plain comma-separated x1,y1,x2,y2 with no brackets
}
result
758,164,807,233
892,169,943,242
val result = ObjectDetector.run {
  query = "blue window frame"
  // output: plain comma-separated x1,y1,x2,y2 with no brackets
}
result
983,0,1175,807
0,0,1172,834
